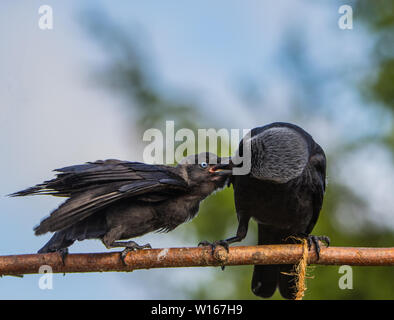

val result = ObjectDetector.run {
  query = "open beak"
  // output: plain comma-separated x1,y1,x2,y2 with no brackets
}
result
209,163,233,175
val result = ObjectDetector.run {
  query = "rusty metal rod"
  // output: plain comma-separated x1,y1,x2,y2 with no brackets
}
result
0,245,393,276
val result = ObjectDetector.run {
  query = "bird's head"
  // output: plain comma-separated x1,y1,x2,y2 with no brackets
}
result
177,152,232,193
209,123,318,184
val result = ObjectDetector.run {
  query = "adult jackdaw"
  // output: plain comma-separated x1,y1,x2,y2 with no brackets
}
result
10,152,231,261
209,122,329,300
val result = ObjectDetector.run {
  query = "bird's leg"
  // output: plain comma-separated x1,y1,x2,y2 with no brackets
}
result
301,234,330,260
38,247,69,265
199,216,250,255
102,239,152,264
56,248,69,266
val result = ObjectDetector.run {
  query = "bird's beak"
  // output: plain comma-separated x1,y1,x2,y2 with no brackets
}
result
209,163,233,175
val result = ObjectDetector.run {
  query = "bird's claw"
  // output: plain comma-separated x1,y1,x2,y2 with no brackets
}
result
198,240,230,255
306,235,330,260
120,243,151,265
57,248,69,266
198,240,229,271
120,248,133,264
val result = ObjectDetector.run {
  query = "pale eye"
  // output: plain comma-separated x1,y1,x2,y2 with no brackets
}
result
199,162,208,169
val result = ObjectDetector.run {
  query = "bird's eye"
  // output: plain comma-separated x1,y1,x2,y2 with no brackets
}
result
199,162,208,169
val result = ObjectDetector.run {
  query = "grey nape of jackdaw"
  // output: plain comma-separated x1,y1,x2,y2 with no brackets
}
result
209,122,329,300
10,152,231,261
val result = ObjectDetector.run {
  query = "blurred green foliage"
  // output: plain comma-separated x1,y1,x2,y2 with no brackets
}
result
357,0,394,154
83,2,394,299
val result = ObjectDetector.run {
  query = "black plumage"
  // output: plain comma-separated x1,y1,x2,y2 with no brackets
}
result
210,122,329,299
10,153,231,260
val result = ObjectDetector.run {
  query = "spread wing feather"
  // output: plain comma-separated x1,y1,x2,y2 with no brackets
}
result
10,160,188,235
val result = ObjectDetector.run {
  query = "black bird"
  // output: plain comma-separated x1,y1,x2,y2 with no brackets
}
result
10,152,231,261
209,122,329,299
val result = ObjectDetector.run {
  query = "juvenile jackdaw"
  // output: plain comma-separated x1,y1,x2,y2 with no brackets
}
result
209,122,329,300
10,152,231,261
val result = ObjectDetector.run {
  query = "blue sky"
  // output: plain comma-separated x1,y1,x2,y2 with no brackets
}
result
1,1,393,299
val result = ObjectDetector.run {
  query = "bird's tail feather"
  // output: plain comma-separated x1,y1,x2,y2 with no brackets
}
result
251,264,279,298
278,264,297,299
251,224,297,300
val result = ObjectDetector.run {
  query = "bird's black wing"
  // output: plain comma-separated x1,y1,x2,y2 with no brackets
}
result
10,160,185,197
10,160,188,235
304,150,326,235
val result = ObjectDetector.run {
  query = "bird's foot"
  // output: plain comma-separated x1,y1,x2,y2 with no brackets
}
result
198,240,230,270
57,248,69,266
120,241,152,265
305,235,330,260
198,240,230,254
